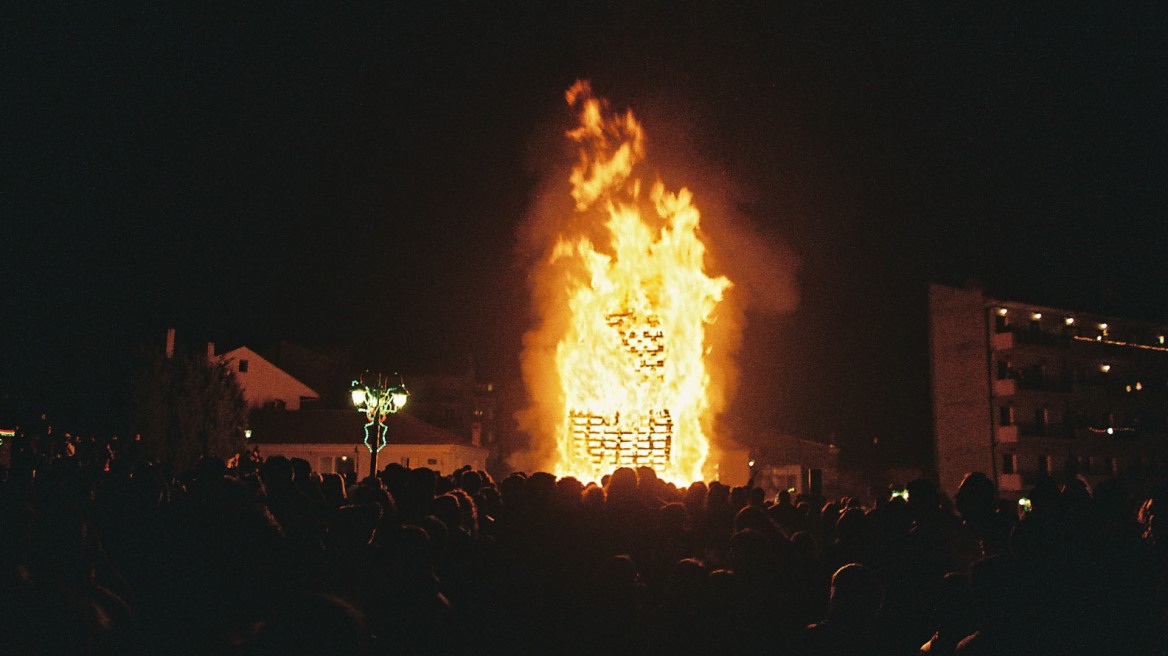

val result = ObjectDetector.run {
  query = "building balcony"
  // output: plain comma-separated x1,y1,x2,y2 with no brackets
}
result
994,378,1016,396
1012,328,1072,348
996,425,1018,443
994,327,1076,352
999,473,1023,491
992,332,1014,351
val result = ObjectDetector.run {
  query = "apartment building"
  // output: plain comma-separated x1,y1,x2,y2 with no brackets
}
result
930,284,1168,497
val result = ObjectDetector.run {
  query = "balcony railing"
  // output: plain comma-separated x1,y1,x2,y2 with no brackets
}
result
996,425,1018,443
995,374,1073,395
992,332,1014,351
999,473,1023,491
993,378,1016,396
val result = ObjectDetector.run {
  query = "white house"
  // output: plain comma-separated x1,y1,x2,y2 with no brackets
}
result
218,346,319,411
247,408,489,477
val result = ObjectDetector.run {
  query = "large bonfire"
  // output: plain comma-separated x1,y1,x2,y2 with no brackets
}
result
537,81,731,485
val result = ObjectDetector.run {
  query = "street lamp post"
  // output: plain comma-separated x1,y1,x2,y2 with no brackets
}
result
351,373,409,480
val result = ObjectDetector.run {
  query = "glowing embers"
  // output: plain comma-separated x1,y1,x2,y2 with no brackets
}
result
570,409,673,470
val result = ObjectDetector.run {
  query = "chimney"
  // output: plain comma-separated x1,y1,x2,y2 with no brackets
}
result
166,328,175,359
206,342,216,362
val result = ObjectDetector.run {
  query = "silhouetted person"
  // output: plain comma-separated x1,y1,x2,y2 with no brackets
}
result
953,472,1011,568
803,563,886,656
579,554,645,655
920,572,973,655
245,592,370,656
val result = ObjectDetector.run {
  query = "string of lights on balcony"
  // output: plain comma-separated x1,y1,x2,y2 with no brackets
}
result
1072,336,1168,353
1086,427,1137,436
997,308,1168,352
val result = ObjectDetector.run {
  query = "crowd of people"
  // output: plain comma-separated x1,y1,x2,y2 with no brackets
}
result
1,432,1166,654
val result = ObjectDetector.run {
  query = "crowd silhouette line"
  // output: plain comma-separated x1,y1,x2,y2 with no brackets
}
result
1,433,1165,654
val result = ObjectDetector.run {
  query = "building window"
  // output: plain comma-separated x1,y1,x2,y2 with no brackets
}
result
1035,408,1048,436
427,458,438,466
239,359,249,373
1109,457,1120,475
1000,406,1014,426
1041,455,1053,476
1002,453,1017,475
997,359,1012,380
1085,456,1097,474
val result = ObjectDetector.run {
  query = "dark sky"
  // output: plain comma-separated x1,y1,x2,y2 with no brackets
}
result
5,2,1167,469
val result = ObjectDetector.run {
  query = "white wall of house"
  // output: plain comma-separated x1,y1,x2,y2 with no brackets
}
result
377,443,489,475
220,346,319,411
254,443,364,475
257,442,489,476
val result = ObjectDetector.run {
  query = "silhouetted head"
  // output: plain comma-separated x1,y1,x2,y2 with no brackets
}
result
828,564,882,623
729,486,750,510
659,502,689,533
707,482,730,507
331,503,381,550
835,508,869,545
289,457,311,482
934,572,973,636
664,558,708,604
707,568,739,605
433,494,463,534
906,478,941,519
1061,476,1092,511
607,467,639,505
635,466,659,495
499,473,527,507
777,489,792,506
556,476,584,508
596,554,640,606
259,456,295,490
749,487,766,507
527,471,557,504
320,472,347,506
955,472,997,521
734,505,774,536
728,529,770,579
457,468,482,495
582,483,606,514
419,515,449,558
684,482,707,512
1027,476,1061,515
408,467,438,500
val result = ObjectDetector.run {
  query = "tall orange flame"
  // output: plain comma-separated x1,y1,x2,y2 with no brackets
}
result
548,81,731,484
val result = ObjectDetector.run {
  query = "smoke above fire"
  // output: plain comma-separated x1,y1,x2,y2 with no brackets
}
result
514,81,799,480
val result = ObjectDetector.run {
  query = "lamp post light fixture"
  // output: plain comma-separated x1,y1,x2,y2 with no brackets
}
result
351,372,409,479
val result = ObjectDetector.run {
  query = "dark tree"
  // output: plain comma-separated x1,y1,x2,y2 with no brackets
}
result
131,347,247,473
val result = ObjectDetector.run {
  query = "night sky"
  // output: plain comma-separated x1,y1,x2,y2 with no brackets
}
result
5,3,1167,470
